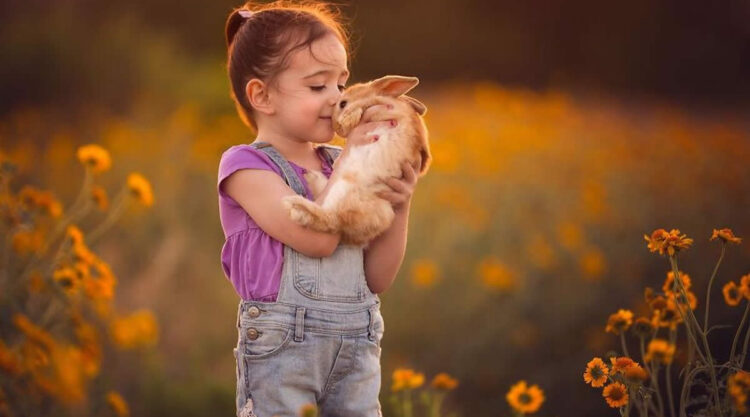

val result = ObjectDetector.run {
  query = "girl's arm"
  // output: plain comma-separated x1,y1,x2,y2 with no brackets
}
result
363,160,420,294
223,169,341,258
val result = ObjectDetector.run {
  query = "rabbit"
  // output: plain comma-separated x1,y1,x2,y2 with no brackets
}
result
280,75,431,247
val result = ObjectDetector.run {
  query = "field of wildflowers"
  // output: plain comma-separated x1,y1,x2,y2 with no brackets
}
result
1,81,748,416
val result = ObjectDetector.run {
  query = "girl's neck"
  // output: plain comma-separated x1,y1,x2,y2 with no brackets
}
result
254,131,316,162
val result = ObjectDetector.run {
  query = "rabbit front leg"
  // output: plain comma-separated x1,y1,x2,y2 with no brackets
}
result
303,170,328,200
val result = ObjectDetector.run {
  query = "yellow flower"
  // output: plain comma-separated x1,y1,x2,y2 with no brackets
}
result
579,247,606,280
298,403,318,417
106,391,129,417
506,380,544,414
127,172,154,207
605,309,633,335
91,185,109,211
644,228,693,256
12,314,56,350
66,225,85,246
556,221,583,251
12,229,44,256
710,228,742,245
0,340,23,376
53,267,79,295
644,339,675,364
391,368,424,392
110,310,159,350
430,372,459,390
602,382,629,408
609,357,636,374
663,270,691,293
740,274,750,300
411,259,439,288
728,371,750,414
723,281,743,307
583,357,609,388
477,257,517,291
76,144,111,174
631,317,654,338
623,363,649,383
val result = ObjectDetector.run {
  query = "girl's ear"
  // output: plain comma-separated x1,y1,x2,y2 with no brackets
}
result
401,95,427,116
246,79,275,115
370,76,419,97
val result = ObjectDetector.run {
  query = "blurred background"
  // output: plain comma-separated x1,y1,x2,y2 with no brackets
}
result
1,0,749,416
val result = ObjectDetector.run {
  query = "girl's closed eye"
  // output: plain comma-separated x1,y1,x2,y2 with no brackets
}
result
310,84,346,92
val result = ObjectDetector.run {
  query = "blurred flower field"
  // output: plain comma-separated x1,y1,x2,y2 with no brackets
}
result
1,82,749,416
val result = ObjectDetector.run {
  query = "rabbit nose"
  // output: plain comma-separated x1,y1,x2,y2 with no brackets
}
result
339,100,347,109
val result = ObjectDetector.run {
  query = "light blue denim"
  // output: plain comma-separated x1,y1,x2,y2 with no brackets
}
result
233,142,384,417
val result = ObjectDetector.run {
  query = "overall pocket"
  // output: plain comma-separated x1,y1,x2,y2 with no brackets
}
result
293,244,367,303
239,324,294,360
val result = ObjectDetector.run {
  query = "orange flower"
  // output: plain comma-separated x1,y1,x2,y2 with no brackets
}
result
631,317,654,338
106,391,129,417
623,363,649,383
644,228,693,256
76,144,111,174
663,270,691,293
506,380,545,414
583,357,609,387
391,368,424,392
605,309,633,335
644,339,675,364
91,185,109,211
430,372,459,390
411,259,439,288
602,382,629,408
298,403,317,417
126,173,154,207
710,228,742,245
609,357,635,374
740,274,750,300
723,282,743,307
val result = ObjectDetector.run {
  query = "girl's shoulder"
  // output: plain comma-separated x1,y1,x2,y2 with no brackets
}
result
218,144,282,178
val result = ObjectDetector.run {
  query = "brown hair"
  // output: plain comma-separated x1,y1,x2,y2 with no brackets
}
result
225,1,352,132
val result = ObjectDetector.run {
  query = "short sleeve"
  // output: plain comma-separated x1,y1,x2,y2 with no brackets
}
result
217,145,282,200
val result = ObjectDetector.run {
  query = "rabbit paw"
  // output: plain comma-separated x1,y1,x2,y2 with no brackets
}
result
282,195,315,226
338,107,363,134
303,170,328,199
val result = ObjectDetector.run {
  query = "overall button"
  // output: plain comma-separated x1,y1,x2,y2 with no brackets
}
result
247,328,259,340
247,306,260,318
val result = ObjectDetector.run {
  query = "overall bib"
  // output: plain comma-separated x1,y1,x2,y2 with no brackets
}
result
233,142,384,417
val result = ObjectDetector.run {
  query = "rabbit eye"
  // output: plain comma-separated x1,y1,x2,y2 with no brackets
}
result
339,100,347,109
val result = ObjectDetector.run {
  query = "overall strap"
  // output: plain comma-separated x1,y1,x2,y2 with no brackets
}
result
250,142,307,197
315,144,342,167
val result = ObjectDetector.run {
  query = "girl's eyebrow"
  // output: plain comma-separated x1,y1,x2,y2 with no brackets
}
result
303,69,349,79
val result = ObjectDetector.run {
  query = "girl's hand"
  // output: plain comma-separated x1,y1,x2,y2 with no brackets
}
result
346,104,396,146
376,158,420,213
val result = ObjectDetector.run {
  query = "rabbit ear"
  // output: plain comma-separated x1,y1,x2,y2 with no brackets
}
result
401,95,427,115
370,76,419,97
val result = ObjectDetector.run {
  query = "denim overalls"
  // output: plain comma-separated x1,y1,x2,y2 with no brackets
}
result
233,141,385,417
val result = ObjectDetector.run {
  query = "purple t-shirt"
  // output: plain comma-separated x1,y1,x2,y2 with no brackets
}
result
217,144,333,301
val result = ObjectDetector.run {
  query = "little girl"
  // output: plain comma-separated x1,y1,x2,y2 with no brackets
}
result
217,2,420,416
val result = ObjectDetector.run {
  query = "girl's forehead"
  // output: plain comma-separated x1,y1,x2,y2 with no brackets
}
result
287,35,348,78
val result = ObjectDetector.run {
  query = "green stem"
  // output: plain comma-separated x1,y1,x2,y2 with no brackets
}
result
668,256,722,417
665,327,677,417
87,184,129,246
621,332,631,357
729,300,750,364
643,333,665,417
741,311,750,369
703,244,726,332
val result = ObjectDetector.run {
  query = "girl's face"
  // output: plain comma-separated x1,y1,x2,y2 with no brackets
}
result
267,33,349,144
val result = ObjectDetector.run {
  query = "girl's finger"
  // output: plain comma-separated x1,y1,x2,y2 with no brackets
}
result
384,176,407,193
401,161,416,183
361,104,389,123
